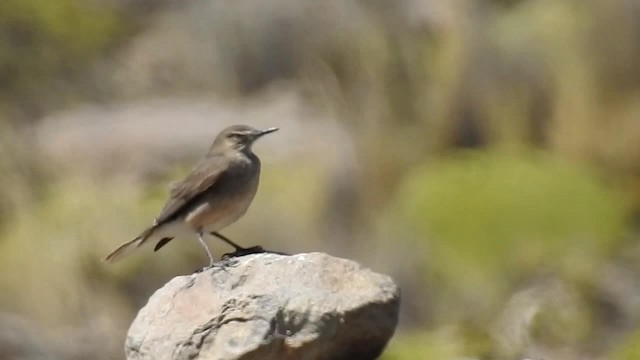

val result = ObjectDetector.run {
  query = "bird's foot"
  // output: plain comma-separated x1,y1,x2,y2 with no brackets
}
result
192,265,208,274
192,258,240,274
221,245,266,260
213,257,240,272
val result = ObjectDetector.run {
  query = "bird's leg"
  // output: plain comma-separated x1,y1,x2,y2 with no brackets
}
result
210,231,246,250
196,231,215,267
191,232,236,274
221,246,266,260
210,231,265,259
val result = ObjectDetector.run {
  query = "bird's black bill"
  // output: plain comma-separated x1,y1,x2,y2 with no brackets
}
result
255,127,278,137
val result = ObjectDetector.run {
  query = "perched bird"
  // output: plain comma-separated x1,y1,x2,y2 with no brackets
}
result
103,124,278,266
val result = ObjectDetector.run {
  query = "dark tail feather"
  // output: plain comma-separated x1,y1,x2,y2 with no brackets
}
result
154,237,174,252
103,227,155,263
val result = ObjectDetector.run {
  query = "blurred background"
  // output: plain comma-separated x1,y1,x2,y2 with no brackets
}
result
1,0,640,359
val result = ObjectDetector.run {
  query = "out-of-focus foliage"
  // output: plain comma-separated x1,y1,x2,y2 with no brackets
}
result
394,150,624,296
381,329,464,360
0,0,127,120
1,0,640,359
377,150,626,358
612,330,640,360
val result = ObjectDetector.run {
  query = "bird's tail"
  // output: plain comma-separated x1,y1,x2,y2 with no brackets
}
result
103,226,155,263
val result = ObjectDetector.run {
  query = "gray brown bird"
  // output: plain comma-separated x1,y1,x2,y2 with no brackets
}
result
103,124,278,266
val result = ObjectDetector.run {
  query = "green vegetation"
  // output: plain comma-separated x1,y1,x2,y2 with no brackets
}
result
382,329,464,360
379,150,626,357
0,0,126,120
611,330,640,360
395,150,624,292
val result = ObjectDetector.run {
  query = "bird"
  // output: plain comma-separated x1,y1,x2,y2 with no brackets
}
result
103,124,278,267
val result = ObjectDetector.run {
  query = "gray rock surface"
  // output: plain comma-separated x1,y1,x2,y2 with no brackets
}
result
125,252,400,360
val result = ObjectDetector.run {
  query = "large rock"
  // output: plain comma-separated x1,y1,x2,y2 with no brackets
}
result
125,252,400,360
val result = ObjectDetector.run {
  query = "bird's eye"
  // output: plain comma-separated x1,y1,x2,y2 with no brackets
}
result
229,133,243,140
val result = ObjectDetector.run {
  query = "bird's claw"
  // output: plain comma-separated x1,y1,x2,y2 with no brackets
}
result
192,257,239,274
192,265,209,274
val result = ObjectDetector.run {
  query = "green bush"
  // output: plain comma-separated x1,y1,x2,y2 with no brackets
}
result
381,330,463,360
0,0,124,118
392,150,625,299
610,329,640,360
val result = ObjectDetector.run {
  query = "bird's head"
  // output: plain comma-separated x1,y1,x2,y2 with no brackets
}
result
212,125,278,152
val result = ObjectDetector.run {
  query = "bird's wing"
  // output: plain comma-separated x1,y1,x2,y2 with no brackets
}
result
154,155,229,225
